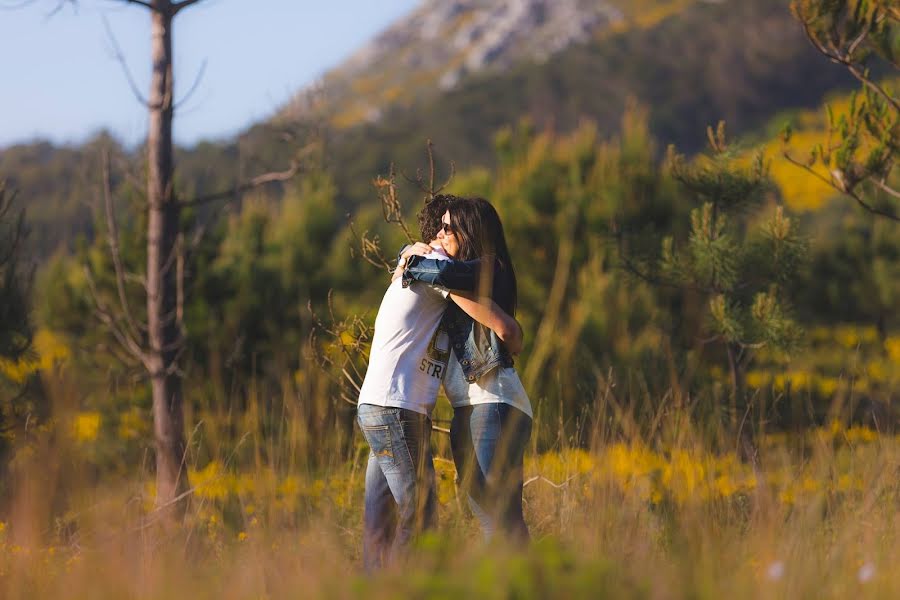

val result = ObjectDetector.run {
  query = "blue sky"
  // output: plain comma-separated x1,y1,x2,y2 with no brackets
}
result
0,0,419,148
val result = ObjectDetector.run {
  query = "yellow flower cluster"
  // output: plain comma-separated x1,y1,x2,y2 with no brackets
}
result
0,329,70,384
73,412,101,443
744,325,900,397
525,428,884,508
179,460,365,516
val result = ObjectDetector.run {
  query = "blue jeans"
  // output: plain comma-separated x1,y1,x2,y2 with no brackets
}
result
357,404,437,570
450,403,531,541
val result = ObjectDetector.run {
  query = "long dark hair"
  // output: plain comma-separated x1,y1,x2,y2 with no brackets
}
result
449,197,518,316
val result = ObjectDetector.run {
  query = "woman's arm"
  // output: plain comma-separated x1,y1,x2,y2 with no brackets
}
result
403,254,484,291
394,244,519,349
392,242,435,282
448,291,523,354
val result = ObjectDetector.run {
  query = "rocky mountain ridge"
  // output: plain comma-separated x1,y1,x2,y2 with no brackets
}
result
281,0,631,126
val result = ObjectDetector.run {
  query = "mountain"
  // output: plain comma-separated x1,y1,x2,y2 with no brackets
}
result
306,0,855,201
279,0,711,129
279,0,628,128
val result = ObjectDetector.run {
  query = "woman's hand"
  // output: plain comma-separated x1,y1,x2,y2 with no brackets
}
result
393,242,434,282
400,242,433,261
504,319,524,355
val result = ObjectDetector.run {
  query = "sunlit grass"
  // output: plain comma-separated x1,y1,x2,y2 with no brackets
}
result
2,329,898,597
1,398,897,598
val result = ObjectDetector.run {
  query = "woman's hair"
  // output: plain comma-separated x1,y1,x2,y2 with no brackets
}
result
417,194,458,242
449,197,518,316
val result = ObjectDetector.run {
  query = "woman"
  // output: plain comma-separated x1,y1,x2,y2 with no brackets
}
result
402,197,532,541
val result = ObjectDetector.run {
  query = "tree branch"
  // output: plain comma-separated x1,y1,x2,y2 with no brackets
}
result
102,150,147,341
798,18,900,115
0,0,39,9
103,14,150,107
172,0,204,15
348,218,393,272
110,0,154,10
872,176,900,200
179,161,302,207
83,265,149,367
174,58,207,109
375,164,414,242
782,150,900,220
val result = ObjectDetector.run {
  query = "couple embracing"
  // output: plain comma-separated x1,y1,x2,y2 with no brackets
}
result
356,194,533,570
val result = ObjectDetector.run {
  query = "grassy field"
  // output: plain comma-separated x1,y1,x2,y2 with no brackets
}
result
1,394,897,599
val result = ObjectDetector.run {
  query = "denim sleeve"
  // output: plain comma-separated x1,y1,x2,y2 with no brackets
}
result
403,256,482,291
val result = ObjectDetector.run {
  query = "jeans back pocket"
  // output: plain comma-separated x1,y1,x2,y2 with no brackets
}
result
360,423,396,469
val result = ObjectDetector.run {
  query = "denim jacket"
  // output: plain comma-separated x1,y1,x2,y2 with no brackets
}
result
399,249,514,383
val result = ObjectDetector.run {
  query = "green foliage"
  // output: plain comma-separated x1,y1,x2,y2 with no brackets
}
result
0,181,37,483
794,200,900,335
0,182,31,364
659,125,806,403
789,0,900,219
438,111,686,430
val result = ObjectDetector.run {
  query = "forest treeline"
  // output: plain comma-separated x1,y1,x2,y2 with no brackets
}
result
8,104,897,467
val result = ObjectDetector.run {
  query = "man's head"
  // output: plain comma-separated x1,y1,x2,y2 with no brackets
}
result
418,194,458,243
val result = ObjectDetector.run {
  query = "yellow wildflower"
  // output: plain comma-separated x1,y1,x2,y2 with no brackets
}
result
73,412,101,443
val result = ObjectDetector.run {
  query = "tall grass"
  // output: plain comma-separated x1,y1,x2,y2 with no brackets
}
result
1,368,897,599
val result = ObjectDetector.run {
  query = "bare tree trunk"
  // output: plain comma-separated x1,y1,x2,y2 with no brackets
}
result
93,0,299,516
146,2,189,514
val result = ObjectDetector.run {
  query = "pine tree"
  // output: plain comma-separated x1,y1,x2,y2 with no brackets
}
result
663,124,806,458
0,181,31,368
0,181,34,469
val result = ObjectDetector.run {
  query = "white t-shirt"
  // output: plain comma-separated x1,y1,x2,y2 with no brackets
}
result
443,358,533,419
357,253,451,416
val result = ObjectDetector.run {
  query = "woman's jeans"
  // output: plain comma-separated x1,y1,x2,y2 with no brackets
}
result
357,404,437,570
450,403,531,541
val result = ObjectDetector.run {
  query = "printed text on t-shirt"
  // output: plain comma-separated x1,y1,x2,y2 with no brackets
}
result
420,358,444,379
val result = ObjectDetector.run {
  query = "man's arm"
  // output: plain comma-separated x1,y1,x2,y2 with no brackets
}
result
448,291,523,354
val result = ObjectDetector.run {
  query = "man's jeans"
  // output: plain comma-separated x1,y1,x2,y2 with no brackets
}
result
357,404,437,570
450,403,531,541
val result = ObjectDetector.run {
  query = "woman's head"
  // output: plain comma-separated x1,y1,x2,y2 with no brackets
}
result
440,197,517,314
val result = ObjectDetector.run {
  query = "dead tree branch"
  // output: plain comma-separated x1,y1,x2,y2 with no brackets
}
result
83,265,149,367
174,58,207,109
180,161,303,208
102,150,147,341
103,14,150,107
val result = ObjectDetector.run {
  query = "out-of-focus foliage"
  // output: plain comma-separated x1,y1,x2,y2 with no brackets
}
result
788,0,900,220
0,181,38,474
445,109,683,431
30,102,900,460
0,182,31,366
